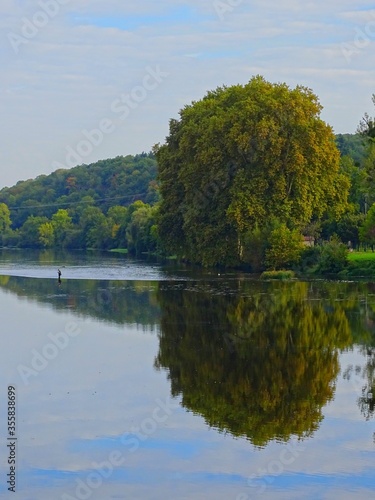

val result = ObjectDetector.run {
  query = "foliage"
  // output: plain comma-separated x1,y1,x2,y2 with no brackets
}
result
341,259,375,278
126,203,159,255
0,202,12,246
51,209,72,247
264,224,304,270
157,76,349,266
321,210,365,248
19,216,49,248
335,133,367,166
298,245,322,273
0,203,11,232
38,222,54,248
339,155,367,211
357,94,375,140
0,153,159,229
359,203,375,247
3,201,158,255
241,226,268,272
316,236,349,274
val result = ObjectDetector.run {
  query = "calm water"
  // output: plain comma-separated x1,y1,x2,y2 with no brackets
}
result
0,249,374,500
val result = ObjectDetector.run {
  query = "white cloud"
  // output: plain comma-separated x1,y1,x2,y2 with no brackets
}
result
1,1,375,187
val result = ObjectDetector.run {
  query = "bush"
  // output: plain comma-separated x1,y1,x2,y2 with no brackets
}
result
299,246,322,273
265,224,304,270
316,236,348,274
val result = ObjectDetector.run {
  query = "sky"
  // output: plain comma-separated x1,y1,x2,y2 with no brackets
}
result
1,0,375,188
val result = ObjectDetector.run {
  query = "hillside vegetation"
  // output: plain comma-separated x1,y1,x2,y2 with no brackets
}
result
0,153,160,253
0,77,375,273
0,153,158,229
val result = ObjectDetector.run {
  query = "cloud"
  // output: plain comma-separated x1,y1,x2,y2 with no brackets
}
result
1,0,375,187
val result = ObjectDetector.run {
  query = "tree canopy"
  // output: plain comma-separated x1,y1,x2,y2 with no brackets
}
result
157,75,349,266
0,153,160,254
0,153,159,229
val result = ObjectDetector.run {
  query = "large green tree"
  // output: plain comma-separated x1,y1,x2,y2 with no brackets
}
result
157,76,349,266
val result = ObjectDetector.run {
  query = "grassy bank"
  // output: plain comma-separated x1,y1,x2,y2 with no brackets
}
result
347,251,375,261
340,251,375,277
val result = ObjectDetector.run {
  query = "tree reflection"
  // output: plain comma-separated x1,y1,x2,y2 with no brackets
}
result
0,275,160,329
155,281,353,446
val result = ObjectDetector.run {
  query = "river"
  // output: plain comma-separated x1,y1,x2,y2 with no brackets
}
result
0,249,374,499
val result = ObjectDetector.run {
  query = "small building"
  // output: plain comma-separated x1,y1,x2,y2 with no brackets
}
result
303,236,315,247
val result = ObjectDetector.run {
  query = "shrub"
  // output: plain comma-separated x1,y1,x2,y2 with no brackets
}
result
316,235,348,274
265,224,304,270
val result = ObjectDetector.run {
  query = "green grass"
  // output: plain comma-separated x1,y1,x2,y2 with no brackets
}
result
347,251,375,262
340,251,375,277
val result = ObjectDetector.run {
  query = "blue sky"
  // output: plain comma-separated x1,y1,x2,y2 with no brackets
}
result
1,0,375,187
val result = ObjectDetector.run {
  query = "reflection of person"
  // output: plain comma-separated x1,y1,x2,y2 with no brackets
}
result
58,269,62,285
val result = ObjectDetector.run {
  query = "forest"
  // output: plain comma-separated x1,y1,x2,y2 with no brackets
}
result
1,77,375,272
0,153,160,254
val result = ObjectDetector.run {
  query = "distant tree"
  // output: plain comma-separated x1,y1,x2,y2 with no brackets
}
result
357,94,375,140
19,216,49,248
107,205,128,248
339,155,367,211
51,209,73,247
126,203,158,255
0,154,158,229
79,206,111,249
360,203,375,248
38,222,55,248
335,134,367,166
321,211,364,249
0,203,11,232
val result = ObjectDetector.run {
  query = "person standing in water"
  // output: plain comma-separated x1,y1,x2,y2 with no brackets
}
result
58,268,62,285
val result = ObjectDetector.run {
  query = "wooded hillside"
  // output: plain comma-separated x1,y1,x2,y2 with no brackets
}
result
0,153,158,229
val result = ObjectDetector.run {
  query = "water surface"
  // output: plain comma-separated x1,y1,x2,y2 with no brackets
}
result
0,250,374,499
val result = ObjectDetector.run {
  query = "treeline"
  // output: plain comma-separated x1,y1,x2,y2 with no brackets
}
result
0,153,160,254
0,130,371,262
0,153,159,228
2,78,375,270
0,200,159,253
